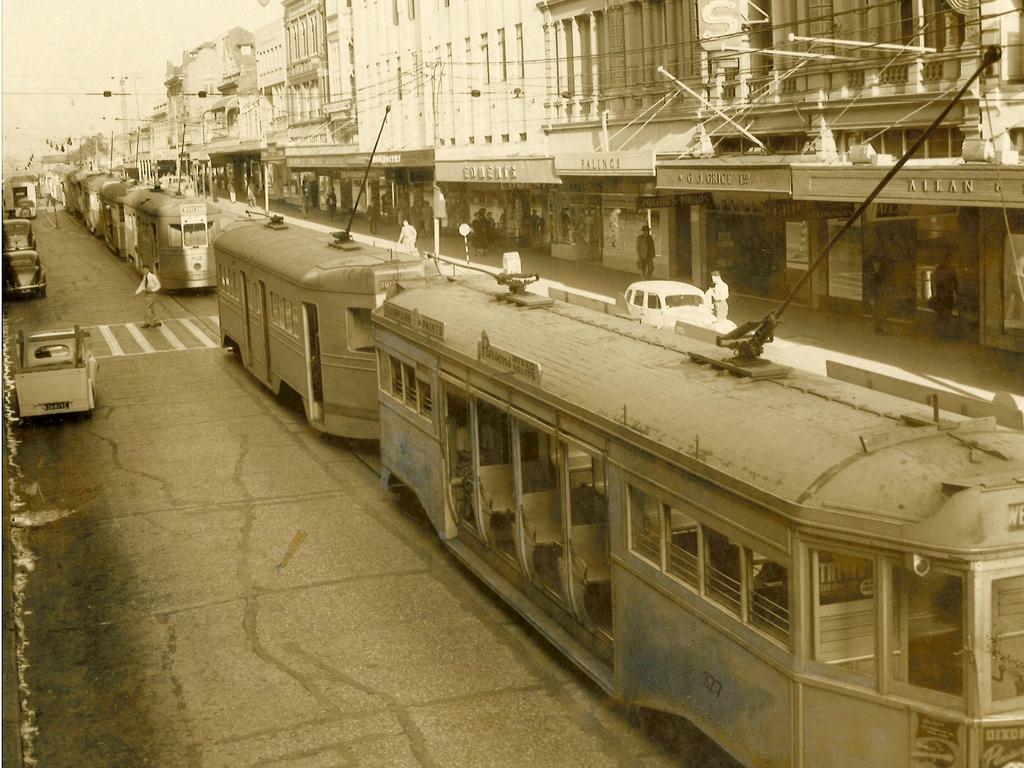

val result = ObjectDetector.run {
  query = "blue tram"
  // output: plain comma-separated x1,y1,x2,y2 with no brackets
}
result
371,275,1024,768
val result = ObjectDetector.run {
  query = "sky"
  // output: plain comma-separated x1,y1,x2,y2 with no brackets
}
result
1,0,284,168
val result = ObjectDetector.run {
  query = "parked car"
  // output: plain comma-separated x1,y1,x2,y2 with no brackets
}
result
3,249,46,298
620,280,736,333
13,326,97,419
3,218,36,251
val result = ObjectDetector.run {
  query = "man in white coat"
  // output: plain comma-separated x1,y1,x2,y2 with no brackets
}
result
135,266,162,328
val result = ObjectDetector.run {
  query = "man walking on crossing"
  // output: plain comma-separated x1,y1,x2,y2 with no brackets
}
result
135,266,162,328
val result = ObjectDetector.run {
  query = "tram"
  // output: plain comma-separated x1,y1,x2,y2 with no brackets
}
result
131,188,221,289
80,173,118,235
215,223,432,439
97,179,140,257
371,275,1024,768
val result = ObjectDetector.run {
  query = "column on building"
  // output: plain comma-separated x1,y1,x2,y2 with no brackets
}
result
571,16,584,115
589,11,600,115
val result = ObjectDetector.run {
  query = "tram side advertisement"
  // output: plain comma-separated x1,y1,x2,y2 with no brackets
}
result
911,714,964,768
983,725,1024,768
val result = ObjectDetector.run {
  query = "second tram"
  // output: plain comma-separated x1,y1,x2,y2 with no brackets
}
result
215,222,432,439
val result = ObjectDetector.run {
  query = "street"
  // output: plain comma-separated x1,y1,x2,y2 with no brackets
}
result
3,209,737,768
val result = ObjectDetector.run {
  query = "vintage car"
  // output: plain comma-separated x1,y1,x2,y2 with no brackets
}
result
3,218,45,298
620,280,736,334
3,249,46,298
3,218,36,251
13,326,98,419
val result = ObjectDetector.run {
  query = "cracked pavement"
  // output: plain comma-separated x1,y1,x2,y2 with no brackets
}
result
3,211,736,768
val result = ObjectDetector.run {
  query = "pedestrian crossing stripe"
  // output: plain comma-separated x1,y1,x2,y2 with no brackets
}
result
85,317,221,359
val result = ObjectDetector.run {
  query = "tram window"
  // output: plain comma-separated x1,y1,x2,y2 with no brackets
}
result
749,550,790,642
377,351,390,391
627,485,662,566
891,568,964,697
417,373,432,415
167,224,182,247
389,355,404,397
704,528,742,616
566,448,606,526
477,400,512,467
346,308,375,352
183,222,207,247
812,551,876,678
666,504,700,588
402,362,418,408
991,575,1024,702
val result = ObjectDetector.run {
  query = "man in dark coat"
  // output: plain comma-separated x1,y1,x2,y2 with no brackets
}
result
636,224,655,280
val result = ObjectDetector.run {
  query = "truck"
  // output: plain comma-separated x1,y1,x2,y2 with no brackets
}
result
13,326,98,419
3,175,38,219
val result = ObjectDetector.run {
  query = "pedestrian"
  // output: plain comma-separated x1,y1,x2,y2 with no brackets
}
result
367,201,380,234
485,211,498,246
869,251,892,335
931,248,959,338
135,265,162,328
300,179,309,214
636,223,655,280
246,178,257,208
398,218,418,256
327,188,337,219
705,270,730,319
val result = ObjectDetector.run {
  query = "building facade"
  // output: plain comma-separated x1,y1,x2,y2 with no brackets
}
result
256,18,289,201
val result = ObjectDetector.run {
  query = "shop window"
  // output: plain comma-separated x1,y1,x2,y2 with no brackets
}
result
891,567,964,697
991,575,1024,703
628,485,662,565
749,550,790,642
704,528,742,616
812,551,876,678
346,307,375,352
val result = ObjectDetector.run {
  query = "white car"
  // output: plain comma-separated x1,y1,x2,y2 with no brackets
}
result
620,280,737,334
13,326,98,419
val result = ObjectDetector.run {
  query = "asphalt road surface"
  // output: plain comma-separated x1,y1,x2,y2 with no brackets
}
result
3,208,739,768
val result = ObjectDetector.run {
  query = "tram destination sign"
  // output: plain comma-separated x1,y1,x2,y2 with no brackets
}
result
382,302,446,341
477,331,542,386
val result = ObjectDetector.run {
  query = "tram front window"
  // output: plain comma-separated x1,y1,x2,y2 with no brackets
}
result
891,568,964,697
812,551,876,679
992,575,1024,703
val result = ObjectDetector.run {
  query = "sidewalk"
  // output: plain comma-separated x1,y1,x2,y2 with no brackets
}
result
217,196,1024,401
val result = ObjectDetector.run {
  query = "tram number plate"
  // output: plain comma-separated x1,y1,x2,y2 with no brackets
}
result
42,401,70,411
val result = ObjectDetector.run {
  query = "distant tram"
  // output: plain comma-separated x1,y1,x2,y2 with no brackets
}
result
124,189,220,289
215,223,431,439
372,276,1024,768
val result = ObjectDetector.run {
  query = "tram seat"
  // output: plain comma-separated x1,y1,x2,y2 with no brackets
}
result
570,523,611,586
479,464,515,523
521,491,561,547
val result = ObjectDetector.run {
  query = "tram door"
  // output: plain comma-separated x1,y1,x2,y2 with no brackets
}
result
563,444,613,639
517,421,566,602
444,389,478,536
256,279,271,383
475,400,518,567
239,270,252,367
303,302,325,423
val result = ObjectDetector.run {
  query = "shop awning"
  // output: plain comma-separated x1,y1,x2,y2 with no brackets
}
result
435,156,560,185
205,139,262,158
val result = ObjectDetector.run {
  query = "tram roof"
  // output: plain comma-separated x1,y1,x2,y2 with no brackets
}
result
215,222,426,292
83,174,120,193
99,181,140,203
129,189,220,217
377,279,1024,554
